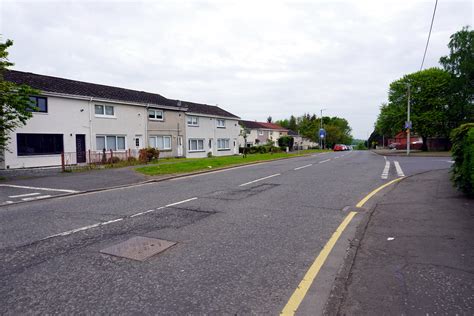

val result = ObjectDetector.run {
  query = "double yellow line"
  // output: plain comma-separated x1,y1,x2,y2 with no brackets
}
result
281,177,404,315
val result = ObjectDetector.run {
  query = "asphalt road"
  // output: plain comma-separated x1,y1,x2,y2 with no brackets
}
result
0,151,453,314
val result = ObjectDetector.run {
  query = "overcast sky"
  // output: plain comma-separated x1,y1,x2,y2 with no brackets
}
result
1,0,472,138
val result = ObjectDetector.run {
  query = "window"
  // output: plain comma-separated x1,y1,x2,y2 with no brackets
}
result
148,109,164,120
149,135,172,150
258,130,264,136
28,96,48,113
217,119,225,128
217,138,230,150
96,135,126,151
187,116,199,126
95,105,115,117
17,133,63,156
188,139,204,152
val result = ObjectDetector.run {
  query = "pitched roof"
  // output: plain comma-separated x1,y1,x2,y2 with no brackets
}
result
239,120,288,131
260,122,288,131
182,100,239,118
239,120,265,129
4,70,180,108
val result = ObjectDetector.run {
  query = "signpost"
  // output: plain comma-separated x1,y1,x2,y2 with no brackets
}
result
319,128,326,149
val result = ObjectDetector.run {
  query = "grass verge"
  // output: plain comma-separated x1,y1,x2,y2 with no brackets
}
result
136,150,325,176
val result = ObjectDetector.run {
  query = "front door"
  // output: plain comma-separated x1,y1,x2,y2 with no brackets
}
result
75,134,86,163
177,136,183,157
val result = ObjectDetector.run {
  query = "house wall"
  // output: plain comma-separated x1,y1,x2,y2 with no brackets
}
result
4,96,90,169
185,114,240,158
3,95,152,169
147,109,186,158
91,100,146,153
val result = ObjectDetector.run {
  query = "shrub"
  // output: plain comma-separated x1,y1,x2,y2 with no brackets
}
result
139,147,160,163
107,156,121,164
450,123,474,196
278,136,294,150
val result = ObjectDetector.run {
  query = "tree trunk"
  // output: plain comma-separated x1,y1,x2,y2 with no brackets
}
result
421,136,428,151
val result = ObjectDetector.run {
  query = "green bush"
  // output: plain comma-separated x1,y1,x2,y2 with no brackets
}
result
278,136,294,150
450,123,474,196
139,147,160,163
107,156,121,164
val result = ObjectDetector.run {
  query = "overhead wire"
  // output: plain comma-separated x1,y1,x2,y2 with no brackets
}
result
420,0,439,71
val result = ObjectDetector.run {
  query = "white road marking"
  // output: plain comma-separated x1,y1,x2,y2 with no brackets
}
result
334,156,340,159
100,218,124,226
166,197,198,207
8,192,40,198
384,156,387,161
239,173,281,187
447,160,454,163
0,184,79,193
394,161,405,177
319,159,331,164
294,164,312,171
43,197,198,239
381,161,390,179
5,201,14,204
21,195,51,201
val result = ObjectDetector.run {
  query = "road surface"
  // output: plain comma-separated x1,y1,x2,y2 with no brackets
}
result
0,151,452,314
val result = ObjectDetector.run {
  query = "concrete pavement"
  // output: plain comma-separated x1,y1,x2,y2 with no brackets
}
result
326,169,474,315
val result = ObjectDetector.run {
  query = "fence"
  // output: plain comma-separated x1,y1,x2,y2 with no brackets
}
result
61,149,140,171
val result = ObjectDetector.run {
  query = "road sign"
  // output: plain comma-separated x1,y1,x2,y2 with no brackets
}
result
319,128,326,138
405,121,412,129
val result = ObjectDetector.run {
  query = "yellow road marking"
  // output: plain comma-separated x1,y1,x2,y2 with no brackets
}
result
356,177,404,208
281,177,406,315
281,211,357,315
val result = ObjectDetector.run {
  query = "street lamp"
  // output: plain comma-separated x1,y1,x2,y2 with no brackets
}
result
406,84,411,156
320,108,326,149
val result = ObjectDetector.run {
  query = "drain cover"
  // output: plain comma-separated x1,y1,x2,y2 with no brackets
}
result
100,236,176,261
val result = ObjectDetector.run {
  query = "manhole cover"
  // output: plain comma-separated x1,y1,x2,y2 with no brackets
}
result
100,236,176,261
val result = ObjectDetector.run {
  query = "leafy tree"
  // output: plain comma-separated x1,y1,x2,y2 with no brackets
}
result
439,26,474,128
288,115,297,131
0,38,39,154
375,68,452,151
267,116,272,123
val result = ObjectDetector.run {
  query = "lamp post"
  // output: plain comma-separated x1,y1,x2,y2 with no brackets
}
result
406,84,411,156
320,108,326,149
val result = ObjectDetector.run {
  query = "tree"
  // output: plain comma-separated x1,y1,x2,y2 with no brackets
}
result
288,115,297,131
0,38,39,154
375,68,452,151
267,116,272,123
439,26,474,128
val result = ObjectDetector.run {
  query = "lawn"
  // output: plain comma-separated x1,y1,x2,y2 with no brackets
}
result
136,149,325,176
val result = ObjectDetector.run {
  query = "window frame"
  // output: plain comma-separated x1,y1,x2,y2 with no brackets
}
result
148,135,172,150
17,133,63,156
187,116,199,126
188,138,205,152
96,135,126,151
28,96,48,113
94,104,115,118
258,130,264,136
148,109,164,121
217,138,230,151
217,119,226,128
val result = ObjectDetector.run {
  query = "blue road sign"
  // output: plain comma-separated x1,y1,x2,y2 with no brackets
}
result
319,128,326,138
405,121,412,129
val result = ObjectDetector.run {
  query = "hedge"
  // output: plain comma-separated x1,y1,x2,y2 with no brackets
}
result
450,123,474,196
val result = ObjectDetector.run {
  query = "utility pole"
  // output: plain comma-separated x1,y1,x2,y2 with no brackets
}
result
407,84,411,156
320,108,326,149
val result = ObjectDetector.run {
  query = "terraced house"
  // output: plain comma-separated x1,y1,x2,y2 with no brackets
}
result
1,70,240,169
239,120,288,147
